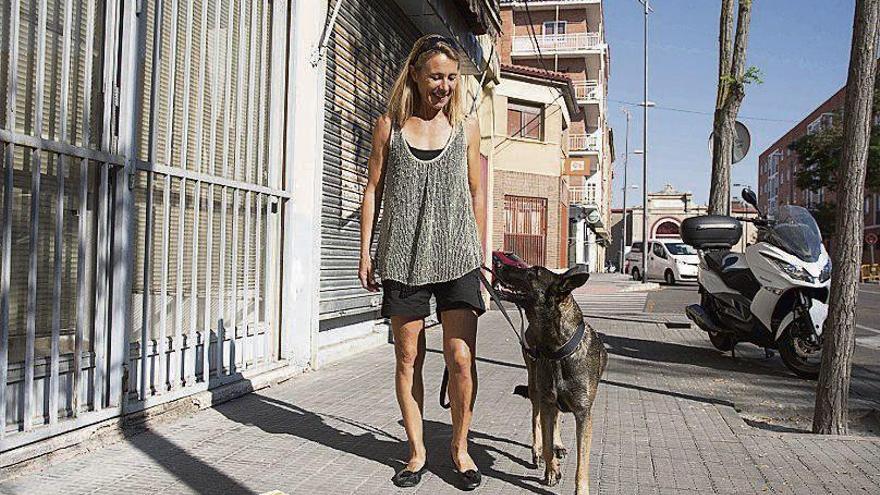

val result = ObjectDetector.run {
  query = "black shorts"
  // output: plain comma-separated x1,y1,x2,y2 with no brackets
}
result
381,269,486,319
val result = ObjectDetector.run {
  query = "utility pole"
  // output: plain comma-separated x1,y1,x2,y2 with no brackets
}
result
620,108,631,271
642,0,649,283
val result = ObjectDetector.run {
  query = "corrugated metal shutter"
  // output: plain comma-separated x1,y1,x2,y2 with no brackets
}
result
320,0,418,321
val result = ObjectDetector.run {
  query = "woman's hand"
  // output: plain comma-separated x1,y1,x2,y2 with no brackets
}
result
359,256,381,292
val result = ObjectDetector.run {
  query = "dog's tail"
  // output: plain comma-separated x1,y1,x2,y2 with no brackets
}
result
513,384,529,399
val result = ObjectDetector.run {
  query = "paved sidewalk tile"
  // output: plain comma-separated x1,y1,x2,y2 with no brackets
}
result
3,307,880,494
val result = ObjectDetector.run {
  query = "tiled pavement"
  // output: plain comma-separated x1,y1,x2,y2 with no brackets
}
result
3,304,880,494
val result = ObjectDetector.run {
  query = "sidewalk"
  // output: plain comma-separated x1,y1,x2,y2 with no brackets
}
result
3,301,880,493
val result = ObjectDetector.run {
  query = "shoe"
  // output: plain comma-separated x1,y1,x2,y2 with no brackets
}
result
391,466,426,488
456,468,481,491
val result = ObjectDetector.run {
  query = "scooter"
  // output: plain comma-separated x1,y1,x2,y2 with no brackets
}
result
681,188,831,379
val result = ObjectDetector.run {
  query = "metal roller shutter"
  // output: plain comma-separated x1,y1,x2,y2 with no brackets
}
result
320,0,418,321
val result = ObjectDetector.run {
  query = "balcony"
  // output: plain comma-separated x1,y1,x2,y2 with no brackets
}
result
569,132,600,154
568,185,598,207
511,33,603,57
573,80,601,104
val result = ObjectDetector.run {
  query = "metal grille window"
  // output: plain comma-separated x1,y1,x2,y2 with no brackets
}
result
129,0,280,400
1,0,113,437
504,195,547,266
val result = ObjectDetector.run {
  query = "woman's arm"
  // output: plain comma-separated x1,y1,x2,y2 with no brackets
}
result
465,116,486,252
359,115,392,291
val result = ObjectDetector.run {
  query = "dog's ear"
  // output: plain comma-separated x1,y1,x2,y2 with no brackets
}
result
555,264,590,296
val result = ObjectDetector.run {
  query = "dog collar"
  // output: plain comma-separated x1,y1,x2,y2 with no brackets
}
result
525,320,587,361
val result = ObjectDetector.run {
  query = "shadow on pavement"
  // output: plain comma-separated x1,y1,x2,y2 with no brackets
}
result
214,391,555,494
124,424,253,495
599,332,792,379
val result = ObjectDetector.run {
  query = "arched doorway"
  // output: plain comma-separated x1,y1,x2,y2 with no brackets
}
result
653,219,681,238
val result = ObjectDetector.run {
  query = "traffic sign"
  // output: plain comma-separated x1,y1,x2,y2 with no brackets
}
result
867,232,878,246
708,120,751,164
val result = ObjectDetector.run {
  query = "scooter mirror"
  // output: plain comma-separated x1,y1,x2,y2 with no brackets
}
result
741,188,758,209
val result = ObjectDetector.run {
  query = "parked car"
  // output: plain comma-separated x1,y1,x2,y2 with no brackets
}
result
623,239,699,284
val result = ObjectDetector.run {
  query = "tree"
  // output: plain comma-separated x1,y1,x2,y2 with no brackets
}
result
813,0,880,435
708,0,759,215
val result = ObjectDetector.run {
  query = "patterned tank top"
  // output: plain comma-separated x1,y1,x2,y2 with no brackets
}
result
374,121,483,286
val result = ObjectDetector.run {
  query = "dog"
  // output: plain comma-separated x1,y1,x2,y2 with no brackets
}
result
491,253,607,495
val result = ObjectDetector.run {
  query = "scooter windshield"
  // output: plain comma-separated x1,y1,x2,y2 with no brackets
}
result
768,205,823,262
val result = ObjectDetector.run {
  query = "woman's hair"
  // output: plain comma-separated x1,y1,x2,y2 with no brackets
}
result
387,34,465,128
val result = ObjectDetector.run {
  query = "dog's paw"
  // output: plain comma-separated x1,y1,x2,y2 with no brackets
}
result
513,385,529,398
532,450,544,469
554,445,568,460
543,466,562,486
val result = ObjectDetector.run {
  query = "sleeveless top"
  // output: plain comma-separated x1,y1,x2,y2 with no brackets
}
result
375,121,483,286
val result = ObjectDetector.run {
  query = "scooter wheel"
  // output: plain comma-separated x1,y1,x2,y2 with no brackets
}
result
708,331,734,351
778,325,821,380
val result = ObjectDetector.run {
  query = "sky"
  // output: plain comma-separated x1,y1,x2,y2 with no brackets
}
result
604,0,856,208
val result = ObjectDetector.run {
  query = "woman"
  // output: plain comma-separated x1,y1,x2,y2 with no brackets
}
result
358,34,486,490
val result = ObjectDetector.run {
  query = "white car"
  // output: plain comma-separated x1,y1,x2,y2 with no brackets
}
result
624,239,700,285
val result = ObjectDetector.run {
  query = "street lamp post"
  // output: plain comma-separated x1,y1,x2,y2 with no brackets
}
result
639,0,653,283
619,108,631,271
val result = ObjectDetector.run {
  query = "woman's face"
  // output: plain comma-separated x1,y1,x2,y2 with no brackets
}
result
411,52,459,112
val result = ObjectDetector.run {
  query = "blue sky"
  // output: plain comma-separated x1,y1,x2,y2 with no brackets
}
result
605,0,855,207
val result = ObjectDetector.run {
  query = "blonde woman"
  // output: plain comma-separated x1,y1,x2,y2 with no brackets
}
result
358,34,486,490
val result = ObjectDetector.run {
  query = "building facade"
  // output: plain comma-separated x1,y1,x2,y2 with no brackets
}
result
498,0,612,272
757,85,879,263
490,64,581,269
0,0,501,466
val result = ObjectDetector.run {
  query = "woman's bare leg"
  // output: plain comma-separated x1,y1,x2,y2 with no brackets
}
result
441,308,479,472
392,316,427,471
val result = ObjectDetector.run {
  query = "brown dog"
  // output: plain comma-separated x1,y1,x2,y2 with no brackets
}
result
493,261,607,495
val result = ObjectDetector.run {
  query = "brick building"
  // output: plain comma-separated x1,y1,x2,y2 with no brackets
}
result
497,0,612,272
758,85,879,263
490,64,581,269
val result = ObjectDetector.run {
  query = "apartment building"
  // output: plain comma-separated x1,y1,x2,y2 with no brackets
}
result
498,0,612,272
490,64,582,269
758,85,879,262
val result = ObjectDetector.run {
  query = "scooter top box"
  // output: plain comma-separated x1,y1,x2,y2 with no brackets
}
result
681,215,742,250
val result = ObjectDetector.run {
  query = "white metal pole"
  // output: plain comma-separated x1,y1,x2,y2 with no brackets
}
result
641,0,649,283
620,108,630,271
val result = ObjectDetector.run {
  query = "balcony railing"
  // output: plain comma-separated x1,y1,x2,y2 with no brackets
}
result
568,185,597,206
569,133,600,152
512,33,602,56
573,80,600,102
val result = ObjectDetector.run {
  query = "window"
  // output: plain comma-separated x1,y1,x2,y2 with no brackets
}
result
543,21,566,35
507,101,543,140
652,242,665,258
631,242,643,253
586,183,597,204
876,195,880,225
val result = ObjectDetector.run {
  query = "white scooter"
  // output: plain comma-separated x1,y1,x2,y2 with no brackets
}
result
682,188,831,379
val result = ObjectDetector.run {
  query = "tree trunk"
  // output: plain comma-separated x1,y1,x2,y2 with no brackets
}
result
708,0,752,215
813,0,880,435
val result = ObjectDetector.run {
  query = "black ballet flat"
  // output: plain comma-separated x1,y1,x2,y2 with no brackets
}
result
391,466,426,488
456,468,482,491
